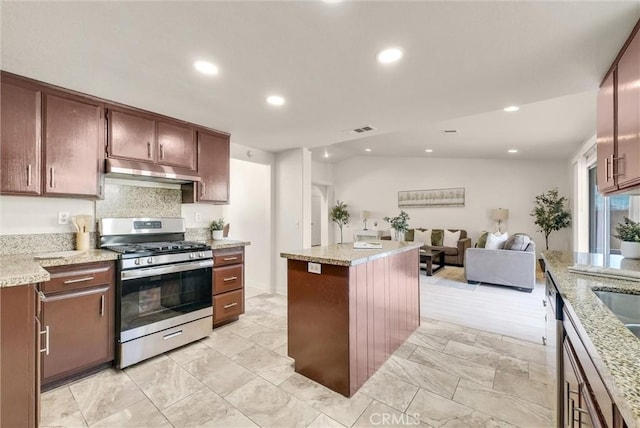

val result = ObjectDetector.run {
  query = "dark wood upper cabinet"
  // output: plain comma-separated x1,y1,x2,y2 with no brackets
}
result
596,70,617,194
1,79,42,195
157,120,196,170
108,109,156,162
616,28,640,189
194,131,230,203
43,93,103,197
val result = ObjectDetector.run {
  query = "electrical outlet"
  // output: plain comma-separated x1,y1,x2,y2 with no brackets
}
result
195,212,202,222
308,262,321,274
57,211,70,225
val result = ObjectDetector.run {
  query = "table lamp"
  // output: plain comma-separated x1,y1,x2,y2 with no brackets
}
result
491,208,509,233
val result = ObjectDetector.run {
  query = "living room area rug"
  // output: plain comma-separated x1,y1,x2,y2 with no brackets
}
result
419,266,547,344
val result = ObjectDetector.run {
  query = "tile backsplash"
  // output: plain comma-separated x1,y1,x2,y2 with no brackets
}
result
96,182,182,219
0,232,98,255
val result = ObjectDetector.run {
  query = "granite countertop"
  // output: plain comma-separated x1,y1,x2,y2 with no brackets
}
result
281,241,424,266
542,250,640,427
206,239,251,250
0,249,120,288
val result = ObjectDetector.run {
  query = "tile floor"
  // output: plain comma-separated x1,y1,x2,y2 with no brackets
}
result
41,286,556,428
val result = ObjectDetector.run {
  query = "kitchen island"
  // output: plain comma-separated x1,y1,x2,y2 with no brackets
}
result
281,241,422,397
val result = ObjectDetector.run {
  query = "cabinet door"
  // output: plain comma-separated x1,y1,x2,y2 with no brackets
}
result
43,94,102,197
157,120,196,170
108,109,156,163
597,71,617,193
617,30,640,189
1,81,41,195
41,286,112,383
197,131,230,203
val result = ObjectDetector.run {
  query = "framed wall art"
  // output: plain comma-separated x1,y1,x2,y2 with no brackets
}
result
398,187,465,208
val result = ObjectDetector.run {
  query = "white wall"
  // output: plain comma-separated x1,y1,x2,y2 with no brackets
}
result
0,196,95,234
332,156,572,253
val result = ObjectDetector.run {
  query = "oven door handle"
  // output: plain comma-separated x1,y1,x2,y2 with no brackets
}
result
121,259,213,280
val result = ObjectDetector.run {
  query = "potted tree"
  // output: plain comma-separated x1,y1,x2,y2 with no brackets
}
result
384,210,410,241
614,217,640,259
530,188,571,270
210,218,225,240
330,201,350,244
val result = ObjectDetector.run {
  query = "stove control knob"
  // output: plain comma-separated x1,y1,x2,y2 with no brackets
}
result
134,259,141,265
199,252,205,258
190,253,196,259
147,257,153,264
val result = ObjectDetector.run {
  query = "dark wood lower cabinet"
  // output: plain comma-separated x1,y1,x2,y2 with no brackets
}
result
0,284,39,428
212,247,245,327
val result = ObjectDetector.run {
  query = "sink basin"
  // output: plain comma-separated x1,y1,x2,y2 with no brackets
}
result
593,290,640,339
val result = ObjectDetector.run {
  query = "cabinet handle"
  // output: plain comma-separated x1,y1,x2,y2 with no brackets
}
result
163,330,183,340
569,397,576,428
609,154,614,181
63,276,94,284
542,336,547,346
40,325,50,355
223,276,238,282
224,302,238,309
100,295,105,316
200,182,206,198
49,167,55,188
542,299,547,307
159,144,164,160
147,142,152,158
223,257,238,261
27,164,32,187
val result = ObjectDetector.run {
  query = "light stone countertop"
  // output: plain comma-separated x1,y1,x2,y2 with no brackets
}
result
280,241,424,266
206,240,251,250
542,250,640,428
0,249,120,288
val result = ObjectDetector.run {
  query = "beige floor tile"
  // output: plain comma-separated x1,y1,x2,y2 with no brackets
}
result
41,386,83,427
409,345,496,387
414,322,477,345
202,329,255,357
167,340,212,366
226,377,319,427
182,348,256,396
359,372,419,412
473,335,547,365
41,411,87,428
529,361,555,385
231,344,295,385
378,355,459,399
242,309,288,330
406,329,450,351
279,373,372,426
306,413,346,428
90,398,171,428
69,368,146,426
125,357,205,409
245,286,268,299
392,341,417,359
352,400,426,428
162,388,258,427
273,343,289,357
453,379,553,427
407,388,516,428
502,334,547,349
246,328,288,350
492,369,553,409
443,340,529,378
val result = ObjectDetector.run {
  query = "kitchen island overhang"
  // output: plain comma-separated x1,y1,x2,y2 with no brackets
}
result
281,241,423,397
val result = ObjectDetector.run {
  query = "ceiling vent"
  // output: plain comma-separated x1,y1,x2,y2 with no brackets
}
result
441,129,460,135
352,125,376,134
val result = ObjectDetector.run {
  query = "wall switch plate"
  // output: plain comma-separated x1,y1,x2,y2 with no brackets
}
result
57,211,70,225
195,212,202,222
308,262,321,274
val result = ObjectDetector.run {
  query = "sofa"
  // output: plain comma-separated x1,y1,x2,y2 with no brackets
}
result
384,228,471,266
464,233,536,292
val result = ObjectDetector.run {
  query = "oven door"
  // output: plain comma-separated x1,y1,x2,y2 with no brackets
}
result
119,259,213,343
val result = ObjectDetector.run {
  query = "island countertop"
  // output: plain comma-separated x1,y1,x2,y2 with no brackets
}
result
542,250,640,428
280,241,423,266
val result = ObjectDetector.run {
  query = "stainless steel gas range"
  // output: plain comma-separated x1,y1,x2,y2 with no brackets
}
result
99,217,212,368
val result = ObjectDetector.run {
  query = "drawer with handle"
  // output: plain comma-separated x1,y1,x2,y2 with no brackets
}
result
42,262,115,294
213,289,244,324
213,264,243,294
213,249,244,267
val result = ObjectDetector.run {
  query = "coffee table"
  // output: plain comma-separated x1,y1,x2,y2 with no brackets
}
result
420,248,445,276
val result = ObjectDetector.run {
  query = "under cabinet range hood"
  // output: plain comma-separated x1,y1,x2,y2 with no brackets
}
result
105,158,201,184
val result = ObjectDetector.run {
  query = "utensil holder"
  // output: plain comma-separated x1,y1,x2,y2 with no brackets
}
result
76,232,90,251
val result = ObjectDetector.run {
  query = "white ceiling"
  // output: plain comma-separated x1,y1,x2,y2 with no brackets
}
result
2,1,639,162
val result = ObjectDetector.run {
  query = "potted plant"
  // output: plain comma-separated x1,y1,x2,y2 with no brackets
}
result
210,218,225,240
384,210,410,241
330,201,350,244
530,188,571,251
614,217,640,259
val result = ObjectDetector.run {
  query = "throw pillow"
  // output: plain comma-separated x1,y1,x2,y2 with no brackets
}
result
431,229,444,246
443,230,461,248
414,229,432,247
405,229,415,242
485,232,509,249
504,233,532,251
477,231,489,248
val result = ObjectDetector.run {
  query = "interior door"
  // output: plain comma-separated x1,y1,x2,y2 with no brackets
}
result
312,192,322,246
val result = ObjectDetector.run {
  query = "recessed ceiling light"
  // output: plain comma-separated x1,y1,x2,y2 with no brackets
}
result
504,106,519,112
193,60,219,76
323,150,330,158
508,149,518,153
377,48,403,64
425,149,433,153
266,95,285,106
365,148,372,152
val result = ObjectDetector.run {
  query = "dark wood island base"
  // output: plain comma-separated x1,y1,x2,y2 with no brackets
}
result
284,243,421,397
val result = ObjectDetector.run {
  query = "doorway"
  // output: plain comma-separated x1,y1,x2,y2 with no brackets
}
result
311,184,329,247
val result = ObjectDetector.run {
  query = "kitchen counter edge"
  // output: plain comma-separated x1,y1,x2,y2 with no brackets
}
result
281,241,423,267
